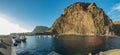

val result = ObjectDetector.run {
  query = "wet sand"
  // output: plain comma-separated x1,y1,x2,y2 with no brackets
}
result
0,36,12,55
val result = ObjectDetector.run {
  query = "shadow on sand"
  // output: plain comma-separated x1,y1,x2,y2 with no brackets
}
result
0,40,11,49
0,52,4,55
0,43,7,49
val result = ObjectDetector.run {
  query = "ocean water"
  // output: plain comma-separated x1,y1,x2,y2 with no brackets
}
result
16,35,120,55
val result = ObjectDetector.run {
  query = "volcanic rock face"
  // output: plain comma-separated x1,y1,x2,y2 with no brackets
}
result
51,2,114,35
113,21,120,36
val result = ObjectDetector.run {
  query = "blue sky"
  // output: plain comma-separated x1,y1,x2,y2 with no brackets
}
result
0,0,120,31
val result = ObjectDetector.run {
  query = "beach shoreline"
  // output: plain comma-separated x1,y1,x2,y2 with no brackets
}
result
0,36,16,55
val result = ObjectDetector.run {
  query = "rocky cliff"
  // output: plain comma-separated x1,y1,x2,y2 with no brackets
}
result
51,2,114,35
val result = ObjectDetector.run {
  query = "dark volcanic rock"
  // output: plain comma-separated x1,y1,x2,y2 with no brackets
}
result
51,2,114,35
113,21,120,36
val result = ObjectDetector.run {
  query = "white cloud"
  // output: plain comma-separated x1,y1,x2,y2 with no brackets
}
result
0,14,31,35
112,3,120,11
107,3,120,20
108,3,120,15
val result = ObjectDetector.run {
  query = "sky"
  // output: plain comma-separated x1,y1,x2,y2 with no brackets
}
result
0,0,120,34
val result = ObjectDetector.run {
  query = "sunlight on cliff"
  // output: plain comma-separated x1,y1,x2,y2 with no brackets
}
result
0,15,30,35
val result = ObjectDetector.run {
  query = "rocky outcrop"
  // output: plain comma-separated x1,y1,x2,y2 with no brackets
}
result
48,51,60,55
51,2,114,35
99,49,120,55
113,21,120,36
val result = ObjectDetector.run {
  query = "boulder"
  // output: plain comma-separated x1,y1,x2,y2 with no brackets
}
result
99,49,120,55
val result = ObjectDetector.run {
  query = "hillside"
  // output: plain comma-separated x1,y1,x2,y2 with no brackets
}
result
32,26,49,33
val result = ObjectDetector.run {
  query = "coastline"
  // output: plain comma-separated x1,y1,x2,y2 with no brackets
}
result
57,33,118,37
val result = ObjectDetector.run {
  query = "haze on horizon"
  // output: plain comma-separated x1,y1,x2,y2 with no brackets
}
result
0,15,30,35
0,0,120,35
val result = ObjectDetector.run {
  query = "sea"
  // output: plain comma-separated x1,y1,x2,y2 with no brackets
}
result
16,35,120,55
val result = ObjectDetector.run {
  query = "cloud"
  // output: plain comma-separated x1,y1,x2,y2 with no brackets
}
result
107,3,120,20
0,14,31,35
112,3,120,11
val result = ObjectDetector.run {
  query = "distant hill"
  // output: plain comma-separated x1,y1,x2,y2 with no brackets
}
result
114,21,120,24
32,26,49,33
